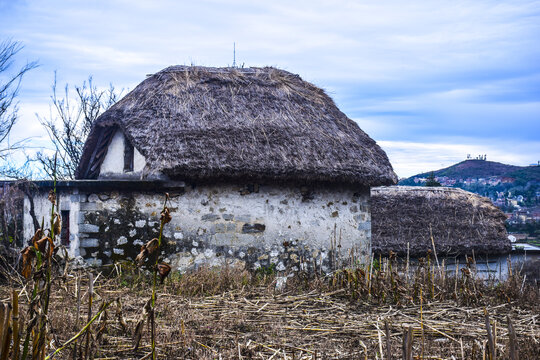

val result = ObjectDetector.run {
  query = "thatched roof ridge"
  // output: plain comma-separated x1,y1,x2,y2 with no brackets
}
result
76,66,397,186
371,186,511,257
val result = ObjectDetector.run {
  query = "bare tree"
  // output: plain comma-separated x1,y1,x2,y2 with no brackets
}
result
35,74,121,179
0,39,38,164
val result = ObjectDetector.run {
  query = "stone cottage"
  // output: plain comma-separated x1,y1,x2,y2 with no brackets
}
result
23,66,397,272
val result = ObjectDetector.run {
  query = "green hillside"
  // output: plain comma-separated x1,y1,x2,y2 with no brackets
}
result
399,160,539,185
507,166,540,183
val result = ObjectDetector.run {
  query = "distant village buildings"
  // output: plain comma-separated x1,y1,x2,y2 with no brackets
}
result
410,158,539,228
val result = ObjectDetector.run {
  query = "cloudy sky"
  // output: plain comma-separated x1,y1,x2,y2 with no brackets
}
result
1,0,539,178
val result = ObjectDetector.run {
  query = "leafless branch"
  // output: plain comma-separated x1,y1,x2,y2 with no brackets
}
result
0,39,38,168
35,73,121,179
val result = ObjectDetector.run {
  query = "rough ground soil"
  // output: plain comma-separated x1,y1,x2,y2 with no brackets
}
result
2,269,538,360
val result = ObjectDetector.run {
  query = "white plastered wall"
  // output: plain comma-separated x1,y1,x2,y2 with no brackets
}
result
99,129,145,178
74,184,372,271
23,191,81,257
23,183,372,271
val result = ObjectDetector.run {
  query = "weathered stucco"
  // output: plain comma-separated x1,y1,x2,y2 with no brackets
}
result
24,182,371,273
23,190,81,256
99,130,146,178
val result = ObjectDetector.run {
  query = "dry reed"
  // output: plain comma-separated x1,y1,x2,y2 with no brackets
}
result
1,252,537,359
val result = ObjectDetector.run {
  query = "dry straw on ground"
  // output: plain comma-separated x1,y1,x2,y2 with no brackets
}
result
1,255,538,359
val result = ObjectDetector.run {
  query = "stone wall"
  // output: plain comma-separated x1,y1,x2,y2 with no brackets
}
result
0,182,24,246
24,182,371,273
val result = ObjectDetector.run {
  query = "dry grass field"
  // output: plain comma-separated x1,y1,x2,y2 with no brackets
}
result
1,256,539,359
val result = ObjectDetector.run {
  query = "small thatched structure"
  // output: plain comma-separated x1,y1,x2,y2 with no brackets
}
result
371,186,510,257
76,66,396,186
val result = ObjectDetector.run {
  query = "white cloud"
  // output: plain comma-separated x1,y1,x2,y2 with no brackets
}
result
0,0,538,176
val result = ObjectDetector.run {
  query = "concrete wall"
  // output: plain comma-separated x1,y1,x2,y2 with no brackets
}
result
99,129,146,179
23,189,81,256
24,182,371,273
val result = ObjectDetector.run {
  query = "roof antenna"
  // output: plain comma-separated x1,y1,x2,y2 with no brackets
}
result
232,42,236,68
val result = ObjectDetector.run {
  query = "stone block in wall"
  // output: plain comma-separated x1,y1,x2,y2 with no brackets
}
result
86,258,102,267
222,214,234,221
236,234,259,246
80,238,99,248
98,194,111,201
213,223,226,233
116,236,128,245
354,214,370,223
78,213,86,224
209,223,237,233
79,202,101,211
357,221,371,231
201,214,220,221
79,224,100,233
242,223,266,233
236,215,251,223
214,233,234,246
135,220,146,228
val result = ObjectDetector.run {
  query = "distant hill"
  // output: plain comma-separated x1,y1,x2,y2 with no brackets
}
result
400,160,540,242
399,160,540,185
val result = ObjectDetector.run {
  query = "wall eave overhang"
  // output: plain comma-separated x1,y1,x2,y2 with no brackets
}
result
23,180,185,192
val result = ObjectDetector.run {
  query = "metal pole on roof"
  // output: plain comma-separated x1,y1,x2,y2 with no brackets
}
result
232,42,236,68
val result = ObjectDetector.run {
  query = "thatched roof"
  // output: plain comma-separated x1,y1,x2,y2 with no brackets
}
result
371,186,511,257
76,66,397,186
